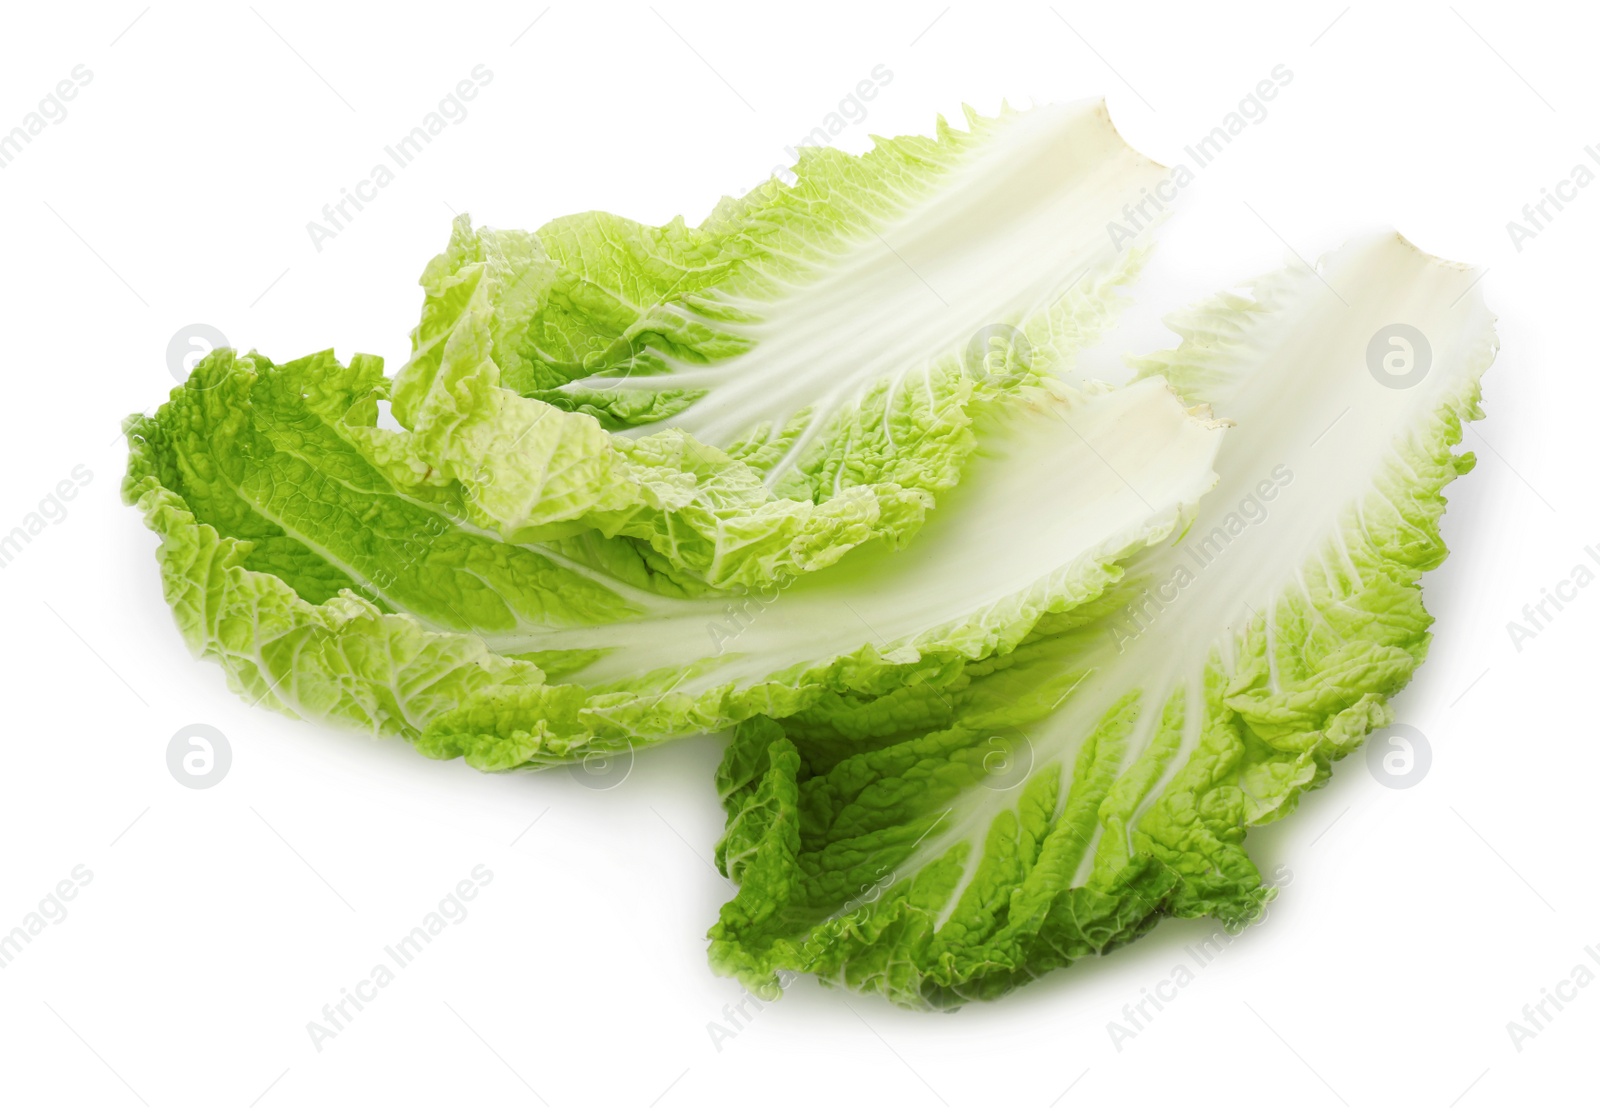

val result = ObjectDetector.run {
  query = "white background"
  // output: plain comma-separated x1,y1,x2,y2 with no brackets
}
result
0,2,1593,1111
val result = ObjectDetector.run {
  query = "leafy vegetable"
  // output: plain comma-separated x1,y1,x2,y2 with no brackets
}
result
420,376,1222,769
123,347,1221,767
706,234,1496,1007
124,101,1200,765
402,100,1168,534
124,95,1494,1014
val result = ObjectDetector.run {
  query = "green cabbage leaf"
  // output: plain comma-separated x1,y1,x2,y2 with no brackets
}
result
707,234,1497,1007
